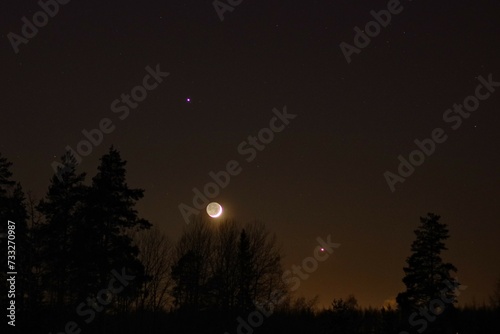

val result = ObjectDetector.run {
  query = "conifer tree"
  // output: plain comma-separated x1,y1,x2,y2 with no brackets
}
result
37,151,86,306
81,147,151,305
397,213,459,313
0,154,30,323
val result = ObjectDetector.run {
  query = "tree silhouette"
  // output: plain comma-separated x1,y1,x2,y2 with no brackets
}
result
170,218,287,313
0,153,28,244
237,228,254,310
79,147,151,309
209,219,239,310
171,217,212,311
0,154,29,323
134,227,174,311
397,213,459,314
37,151,86,307
490,277,500,310
325,295,359,334
245,221,286,306
171,250,206,311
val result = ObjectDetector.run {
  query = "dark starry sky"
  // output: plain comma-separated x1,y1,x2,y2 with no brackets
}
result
1,0,499,308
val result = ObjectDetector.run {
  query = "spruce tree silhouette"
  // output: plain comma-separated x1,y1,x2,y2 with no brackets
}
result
0,153,29,325
397,213,459,314
0,153,28,234
80,146,151,310
37,151,86,307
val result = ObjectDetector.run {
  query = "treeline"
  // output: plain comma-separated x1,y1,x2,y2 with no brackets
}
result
1,148,151,332
0,148,288,333
1,148,499,334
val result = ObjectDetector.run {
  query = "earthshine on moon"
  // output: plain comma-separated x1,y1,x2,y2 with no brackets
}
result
207,202,223,218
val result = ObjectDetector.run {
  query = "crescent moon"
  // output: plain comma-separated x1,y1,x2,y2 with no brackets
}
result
207,202,223,218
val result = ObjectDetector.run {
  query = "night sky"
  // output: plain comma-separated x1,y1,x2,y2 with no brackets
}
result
1,0,499,308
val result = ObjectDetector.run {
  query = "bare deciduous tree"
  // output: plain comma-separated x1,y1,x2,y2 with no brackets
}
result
171,217,213,310
134,226,174,311
210,219,239,309
490,277,500,310
245,220,287,306
170,218,287,311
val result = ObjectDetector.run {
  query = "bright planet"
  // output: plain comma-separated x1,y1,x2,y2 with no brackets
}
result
206,202,223,218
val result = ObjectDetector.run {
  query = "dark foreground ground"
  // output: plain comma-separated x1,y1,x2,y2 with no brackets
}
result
13,306,500,334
